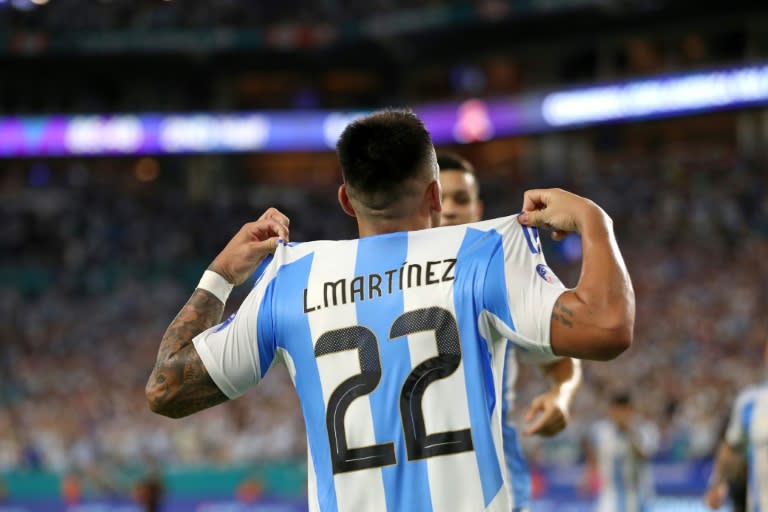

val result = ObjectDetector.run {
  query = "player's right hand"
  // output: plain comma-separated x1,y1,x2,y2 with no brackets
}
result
209,207,290,285
522,389,569,437
517,188,607,240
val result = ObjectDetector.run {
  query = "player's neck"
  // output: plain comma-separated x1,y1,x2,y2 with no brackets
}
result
357,216,433,238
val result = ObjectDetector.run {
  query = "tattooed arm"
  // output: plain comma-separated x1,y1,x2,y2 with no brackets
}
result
518,189,634,360
146,208,290,419
146,289,229,418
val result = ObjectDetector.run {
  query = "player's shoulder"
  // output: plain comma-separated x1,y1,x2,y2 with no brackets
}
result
413,215,527,245
740,382,768,401
276,239,355,261
466,214,541,252
736,383,761,400
728,384,766,414
254,240,352,283
463,215,522,234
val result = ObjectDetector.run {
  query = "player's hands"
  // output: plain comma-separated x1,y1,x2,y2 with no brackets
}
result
522,390,569,437
255,207,290,231
517,188,606,241
209,207,290,285
704,482,728,510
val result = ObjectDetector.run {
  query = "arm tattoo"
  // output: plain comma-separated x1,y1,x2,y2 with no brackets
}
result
552,299,574,328
147,289,229,418
556,301,574,318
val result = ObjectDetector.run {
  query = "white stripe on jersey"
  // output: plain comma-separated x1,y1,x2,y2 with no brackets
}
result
277,347,297,383
402,229,487,511
305,240,388,512
503,345,519,418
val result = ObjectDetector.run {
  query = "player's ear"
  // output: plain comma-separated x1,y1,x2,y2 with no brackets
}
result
428,179,442,214
338,184,357,218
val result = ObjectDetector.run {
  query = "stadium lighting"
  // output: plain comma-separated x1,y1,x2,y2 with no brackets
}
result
10,0,35,10
3,63,768,157
541,65,768,127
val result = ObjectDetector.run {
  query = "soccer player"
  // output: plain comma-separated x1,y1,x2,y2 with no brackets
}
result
438,151,582,512
583,393,659,512
705,342,768,511
705,415,748,512
146,110,635,511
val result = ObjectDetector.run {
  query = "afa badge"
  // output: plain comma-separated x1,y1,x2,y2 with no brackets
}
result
536,264,561,285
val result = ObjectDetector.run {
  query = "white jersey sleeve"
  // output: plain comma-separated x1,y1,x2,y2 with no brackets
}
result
192,261,279,399
479,215,567,364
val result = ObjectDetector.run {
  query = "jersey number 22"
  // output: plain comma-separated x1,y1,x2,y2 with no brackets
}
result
315,306,474,474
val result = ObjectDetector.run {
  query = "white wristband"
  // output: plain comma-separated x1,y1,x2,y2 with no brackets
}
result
197,270,234,304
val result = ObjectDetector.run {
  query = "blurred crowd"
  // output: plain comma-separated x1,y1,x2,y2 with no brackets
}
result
1,139,767,480
0,0,645,32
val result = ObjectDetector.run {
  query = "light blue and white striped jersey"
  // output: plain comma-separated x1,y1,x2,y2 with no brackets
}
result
589,418,658,512
500,346,532,512
725,382,768,512
193,215,566,512
501,342,563,511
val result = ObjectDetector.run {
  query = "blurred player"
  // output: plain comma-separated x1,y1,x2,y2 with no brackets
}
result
704,414,748,512
438,151,582,511
438,152,485,226
146,110,635,511
705,342,768,512
583,393,659,512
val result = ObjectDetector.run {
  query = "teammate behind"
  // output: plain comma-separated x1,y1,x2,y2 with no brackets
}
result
706,342,768,511
583,393,659,512
438,151,582,511
146,110,635,512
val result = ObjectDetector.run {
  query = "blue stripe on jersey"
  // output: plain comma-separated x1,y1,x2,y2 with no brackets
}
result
613,454,626,512
273,253,338,512
501,346,531,508
355,234,433,512
256,278,278,377
482,228,516,337
742,400,756,512
454,228,504,506
487,226,530,506
251,255,274,286
521,225,540,255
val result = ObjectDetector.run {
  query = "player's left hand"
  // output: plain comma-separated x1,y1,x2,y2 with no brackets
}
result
209,208,290,286
522,390,569,437
704,483,728,510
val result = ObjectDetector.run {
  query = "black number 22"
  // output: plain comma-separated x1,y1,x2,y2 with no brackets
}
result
314,306,474,474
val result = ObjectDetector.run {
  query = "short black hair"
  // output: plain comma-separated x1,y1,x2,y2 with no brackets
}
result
437,151,475,174
336,110,435,201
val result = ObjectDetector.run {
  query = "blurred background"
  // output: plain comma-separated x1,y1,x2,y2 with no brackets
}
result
1,0,767,510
